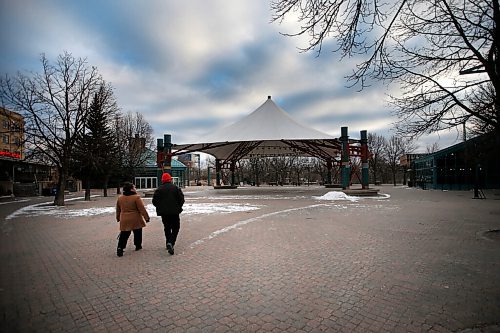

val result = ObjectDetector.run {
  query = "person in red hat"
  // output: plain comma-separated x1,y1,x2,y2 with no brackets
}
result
152,173,185,255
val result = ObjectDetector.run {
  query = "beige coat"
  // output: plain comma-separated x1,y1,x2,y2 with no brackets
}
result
116,194,150,231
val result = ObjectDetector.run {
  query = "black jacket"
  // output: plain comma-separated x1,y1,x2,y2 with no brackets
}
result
152,182,185,216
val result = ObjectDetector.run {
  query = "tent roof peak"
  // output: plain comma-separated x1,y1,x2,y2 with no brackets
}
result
197,96,334,143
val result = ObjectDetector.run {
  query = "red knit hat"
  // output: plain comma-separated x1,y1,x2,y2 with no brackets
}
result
161,173,172,183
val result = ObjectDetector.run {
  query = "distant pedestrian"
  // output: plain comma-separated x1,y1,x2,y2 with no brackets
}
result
116,182,150,257
152,173,185,255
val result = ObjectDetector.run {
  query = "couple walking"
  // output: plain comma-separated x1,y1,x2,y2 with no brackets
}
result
115,173,185,257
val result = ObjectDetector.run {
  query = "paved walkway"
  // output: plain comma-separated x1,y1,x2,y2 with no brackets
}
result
1,186,499,332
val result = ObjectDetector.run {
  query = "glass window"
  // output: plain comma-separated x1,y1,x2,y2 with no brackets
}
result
134,177,157,189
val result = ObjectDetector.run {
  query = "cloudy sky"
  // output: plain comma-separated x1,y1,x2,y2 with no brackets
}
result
0,0,463,152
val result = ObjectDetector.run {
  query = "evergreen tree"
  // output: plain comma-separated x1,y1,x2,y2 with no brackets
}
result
73,83,118,200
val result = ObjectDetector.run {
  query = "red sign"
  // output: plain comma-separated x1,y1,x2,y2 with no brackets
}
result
0,151,21,159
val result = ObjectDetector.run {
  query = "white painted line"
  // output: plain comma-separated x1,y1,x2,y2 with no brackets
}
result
190,203,329,248
0,199,30,205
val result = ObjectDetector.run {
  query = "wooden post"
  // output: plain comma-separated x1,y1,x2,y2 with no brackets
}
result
230,161,236,186
361,130,369,189
340,127,350,189
164,134,172,175
326,158,332,185
215,159,221,186
156,138,164,186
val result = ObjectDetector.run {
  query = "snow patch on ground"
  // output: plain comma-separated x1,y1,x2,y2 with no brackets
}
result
5,191,390,220
189,195,308,201
5,202,116,220
314,191,360,202
314,191,390,201
180,203,261,215
6,201,262,220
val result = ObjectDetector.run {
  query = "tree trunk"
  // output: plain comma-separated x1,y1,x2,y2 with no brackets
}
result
85,176,91,201
103,175,109,197
370,158,379,185
54,170,66,206
495,128,500,187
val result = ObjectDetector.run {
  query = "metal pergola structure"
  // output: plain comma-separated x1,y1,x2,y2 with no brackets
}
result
155,97,370,189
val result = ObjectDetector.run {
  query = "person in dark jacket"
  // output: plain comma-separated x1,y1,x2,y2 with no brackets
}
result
152,173,185,255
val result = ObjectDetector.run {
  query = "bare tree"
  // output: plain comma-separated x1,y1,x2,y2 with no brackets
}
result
368,133,387,184
466,84,497,137
113,111,155,182
206,156,216,186
248,157,262,186
269,156,297,184
385,135,416,185
311,157,328,184
426,142,440,154
271,0,500,141
0,52,101,205
292,156,313,185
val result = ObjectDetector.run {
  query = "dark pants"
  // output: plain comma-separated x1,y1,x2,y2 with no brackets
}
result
161,215,180,246
117,228,142,249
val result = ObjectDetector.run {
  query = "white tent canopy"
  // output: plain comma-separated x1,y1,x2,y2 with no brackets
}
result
202,96,334,142
172,96,343,161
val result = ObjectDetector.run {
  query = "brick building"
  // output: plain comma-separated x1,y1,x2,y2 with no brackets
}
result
0,107,24,160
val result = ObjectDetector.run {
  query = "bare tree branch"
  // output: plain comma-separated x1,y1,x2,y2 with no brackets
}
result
272,0,500,140
0,52,102,205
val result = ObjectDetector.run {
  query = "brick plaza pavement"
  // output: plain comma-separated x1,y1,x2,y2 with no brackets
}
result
0,185,499,332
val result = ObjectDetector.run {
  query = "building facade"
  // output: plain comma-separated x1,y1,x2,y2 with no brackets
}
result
400,153,429,186
134,148,187,189
0,108,24,160
412,133,499,190
0,107,74,196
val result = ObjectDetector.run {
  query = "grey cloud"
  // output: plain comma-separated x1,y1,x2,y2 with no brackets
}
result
0,0,462,151
188,37,287,102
